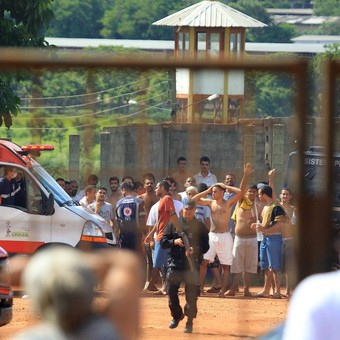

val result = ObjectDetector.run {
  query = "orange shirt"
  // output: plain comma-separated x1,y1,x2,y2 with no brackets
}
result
156,195,175,241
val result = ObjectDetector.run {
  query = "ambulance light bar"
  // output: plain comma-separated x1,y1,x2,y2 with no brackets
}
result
21,145,54,152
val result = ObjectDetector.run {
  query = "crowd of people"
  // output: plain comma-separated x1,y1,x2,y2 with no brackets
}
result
52,156,296,334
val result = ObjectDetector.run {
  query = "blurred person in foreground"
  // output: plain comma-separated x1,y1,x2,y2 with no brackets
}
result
282,270,340,340
11,246,141,340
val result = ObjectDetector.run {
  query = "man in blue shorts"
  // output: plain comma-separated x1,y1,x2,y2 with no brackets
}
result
144,180,181,295
251,185,286,298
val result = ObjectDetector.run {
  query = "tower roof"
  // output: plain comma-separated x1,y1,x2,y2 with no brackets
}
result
152,0,267,28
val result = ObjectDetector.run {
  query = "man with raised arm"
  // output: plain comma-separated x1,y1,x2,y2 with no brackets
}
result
192,163,252,296
225,181,262,297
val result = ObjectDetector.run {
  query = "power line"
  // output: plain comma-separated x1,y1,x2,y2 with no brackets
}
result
14,91,169,121
20,75,169,101
10,100,172,131
20,80,169,109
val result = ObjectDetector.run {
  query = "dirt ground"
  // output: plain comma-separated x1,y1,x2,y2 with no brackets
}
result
0,287,288,340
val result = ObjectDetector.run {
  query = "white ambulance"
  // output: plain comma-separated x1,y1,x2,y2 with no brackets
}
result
0,140,112,254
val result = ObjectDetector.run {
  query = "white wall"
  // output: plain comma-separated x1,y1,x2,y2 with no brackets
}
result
228,70,244,95
176,68,190,94
176,69,244,95
193,70,224,94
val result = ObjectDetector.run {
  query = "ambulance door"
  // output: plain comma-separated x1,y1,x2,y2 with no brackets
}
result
0,167,53,255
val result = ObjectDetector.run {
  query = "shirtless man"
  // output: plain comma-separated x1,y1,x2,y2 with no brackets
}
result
280,188,295,233
269,170,295,297
136,174,157,215
223,172,237,236
225,181,263,297
137,173,159,291
279,187,295,297
171,156,190,193
192,163,252,296
108,176,121,209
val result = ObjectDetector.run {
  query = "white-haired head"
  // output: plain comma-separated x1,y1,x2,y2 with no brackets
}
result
185,185,198,198
22,246,95,332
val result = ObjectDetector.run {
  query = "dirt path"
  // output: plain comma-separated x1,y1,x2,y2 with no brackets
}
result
0,287,288,339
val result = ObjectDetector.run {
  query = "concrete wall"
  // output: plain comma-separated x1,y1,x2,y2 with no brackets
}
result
98,117,306,190
66,117,334,192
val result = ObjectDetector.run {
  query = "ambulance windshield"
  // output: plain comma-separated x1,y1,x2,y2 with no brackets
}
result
30,163,77,206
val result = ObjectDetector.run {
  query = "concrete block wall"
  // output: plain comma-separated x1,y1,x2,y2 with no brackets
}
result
75,117,334,193
100,120,286,187
197,124,244,180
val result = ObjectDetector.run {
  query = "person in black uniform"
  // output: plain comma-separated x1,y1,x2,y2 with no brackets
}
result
161,197,209,334
0,166,21,206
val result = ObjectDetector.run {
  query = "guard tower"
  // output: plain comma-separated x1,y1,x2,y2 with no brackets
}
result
153,0,266,123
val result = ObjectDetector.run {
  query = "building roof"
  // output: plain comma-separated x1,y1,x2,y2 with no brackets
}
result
266,8,313,16
301,16,339,25
152,0,266,28
46,37,172,51
291,35,340,44
245,42,326,54
45,37,328,55
267,8,339,27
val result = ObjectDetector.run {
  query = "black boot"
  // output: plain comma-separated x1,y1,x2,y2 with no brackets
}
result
169,315,184,329
184,318,193,333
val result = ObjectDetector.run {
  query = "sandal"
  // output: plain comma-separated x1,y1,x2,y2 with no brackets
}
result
243,291,252,297
272,292,281,299
206,286,221,293
218,291,226,298
256,293,270,298
224,290,236,297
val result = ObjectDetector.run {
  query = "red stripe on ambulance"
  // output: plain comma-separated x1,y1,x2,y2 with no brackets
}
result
0,241,45,254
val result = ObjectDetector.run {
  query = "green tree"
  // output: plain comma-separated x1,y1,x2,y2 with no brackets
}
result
310,21,340,36
0,0,54,128
228,0,272,24
46,0,112,38
248,23,297,43
228,0,298,43
100,0,196,40
311,44,340,117
253,72,294,117
313,0,340,16
245,52,296,118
